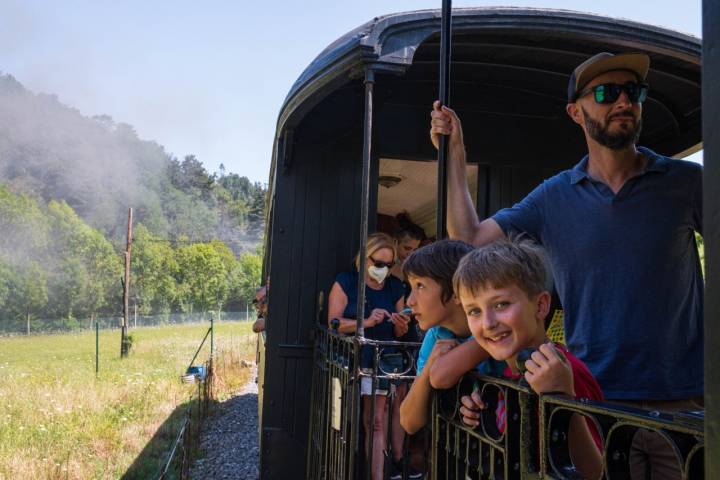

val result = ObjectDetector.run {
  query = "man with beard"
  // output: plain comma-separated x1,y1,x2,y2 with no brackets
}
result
430,52,703,479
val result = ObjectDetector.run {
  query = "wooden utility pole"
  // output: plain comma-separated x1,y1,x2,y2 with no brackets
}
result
121,208,133,358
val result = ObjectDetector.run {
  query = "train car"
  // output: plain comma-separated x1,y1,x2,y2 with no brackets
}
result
256,7,711,479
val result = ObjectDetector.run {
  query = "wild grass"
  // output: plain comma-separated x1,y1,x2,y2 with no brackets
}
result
0,321,257,479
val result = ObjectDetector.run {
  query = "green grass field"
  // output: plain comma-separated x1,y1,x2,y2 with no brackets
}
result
0,321,256,479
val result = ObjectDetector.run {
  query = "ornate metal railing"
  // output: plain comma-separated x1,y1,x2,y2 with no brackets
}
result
308,327,705,479
432,373,705,480
307,327,422,480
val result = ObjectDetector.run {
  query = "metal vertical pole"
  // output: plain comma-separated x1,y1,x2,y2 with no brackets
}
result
356,70,375,339
95,321,99,378
703,0,720,474
349,69,375,480
210,315,215,361
436,0,452,240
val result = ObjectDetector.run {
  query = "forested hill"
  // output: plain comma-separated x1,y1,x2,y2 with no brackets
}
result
0,73,266,252
0,73,266,333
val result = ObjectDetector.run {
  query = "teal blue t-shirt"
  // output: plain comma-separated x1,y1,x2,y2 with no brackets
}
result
416,326,503,376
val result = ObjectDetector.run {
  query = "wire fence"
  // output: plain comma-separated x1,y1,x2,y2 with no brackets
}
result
158,324,216,480
0,311,257,336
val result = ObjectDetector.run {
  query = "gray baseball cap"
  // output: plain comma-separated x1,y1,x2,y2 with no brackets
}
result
567,52,650,102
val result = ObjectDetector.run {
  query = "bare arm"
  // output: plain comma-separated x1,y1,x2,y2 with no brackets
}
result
399,368,433,434
326,282,382,333
429,339,490,389
568,414,603,480
524,343,602,480
400,339,457,434
430,101,505,246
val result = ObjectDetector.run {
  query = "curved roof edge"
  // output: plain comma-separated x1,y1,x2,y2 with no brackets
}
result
275,7,700,136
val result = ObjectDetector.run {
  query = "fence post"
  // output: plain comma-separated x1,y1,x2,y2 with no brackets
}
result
210,315,214,361
95,321,99,378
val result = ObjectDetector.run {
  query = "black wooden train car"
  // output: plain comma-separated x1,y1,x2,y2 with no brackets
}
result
256,7,704,479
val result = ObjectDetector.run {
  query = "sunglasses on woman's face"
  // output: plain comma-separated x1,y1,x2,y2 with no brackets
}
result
576,82,649,104
369,257,394,269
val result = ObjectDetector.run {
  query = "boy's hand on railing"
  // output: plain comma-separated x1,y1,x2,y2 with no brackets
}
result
390,312,410,337
459,389,486,427
426,338,458,372
523,342,574,396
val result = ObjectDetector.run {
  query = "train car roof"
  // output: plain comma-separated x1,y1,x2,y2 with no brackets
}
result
276,7,701,148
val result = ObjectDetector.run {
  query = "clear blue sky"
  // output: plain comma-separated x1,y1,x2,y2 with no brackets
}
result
0,0,703,183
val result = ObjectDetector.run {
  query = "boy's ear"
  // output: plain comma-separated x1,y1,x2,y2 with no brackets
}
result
450,292,462,306
535,291,551,321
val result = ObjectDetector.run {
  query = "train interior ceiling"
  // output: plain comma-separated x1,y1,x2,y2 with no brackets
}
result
377,158,477,238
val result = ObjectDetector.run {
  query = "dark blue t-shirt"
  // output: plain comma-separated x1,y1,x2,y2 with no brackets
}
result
492,147,703,400
336,270,405,367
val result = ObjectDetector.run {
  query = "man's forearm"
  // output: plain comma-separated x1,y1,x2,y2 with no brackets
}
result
446,145,482,243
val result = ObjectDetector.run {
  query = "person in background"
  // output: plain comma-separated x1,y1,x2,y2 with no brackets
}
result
251,285,267,333
390,212,426,284
326,232,411,480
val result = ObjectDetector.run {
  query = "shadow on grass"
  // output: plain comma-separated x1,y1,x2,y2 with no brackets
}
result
121,399,196,480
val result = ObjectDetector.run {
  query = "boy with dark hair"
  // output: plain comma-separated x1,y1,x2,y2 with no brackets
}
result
398,239,478,437
454,238,603,480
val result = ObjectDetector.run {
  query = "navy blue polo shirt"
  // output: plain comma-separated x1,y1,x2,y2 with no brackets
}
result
492,147,703,400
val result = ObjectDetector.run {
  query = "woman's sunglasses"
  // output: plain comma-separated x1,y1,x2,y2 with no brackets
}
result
575,82,649,105
369,257,394,269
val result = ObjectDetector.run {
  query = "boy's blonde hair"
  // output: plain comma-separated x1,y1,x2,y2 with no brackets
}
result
354,232,397,270
453,237,550,298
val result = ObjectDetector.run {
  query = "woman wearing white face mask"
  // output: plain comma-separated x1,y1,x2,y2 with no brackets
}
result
327,232,411,480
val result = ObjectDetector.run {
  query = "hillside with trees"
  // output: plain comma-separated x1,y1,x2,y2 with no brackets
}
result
0,74,266,333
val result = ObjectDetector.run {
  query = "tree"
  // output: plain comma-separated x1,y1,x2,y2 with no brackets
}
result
235,251,262,308
46,200,121,323
168,155,214,196
0,262,13,332
0,185,50,265
162,186,219,241
246,183,267,237
7,263,49,334
131,224,178,315
0,187,51,332
176,243,232,315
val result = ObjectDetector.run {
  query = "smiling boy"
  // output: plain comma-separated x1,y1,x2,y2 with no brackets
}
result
454,238,604,480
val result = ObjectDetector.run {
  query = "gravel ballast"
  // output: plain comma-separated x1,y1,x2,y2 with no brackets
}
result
189,367,259,480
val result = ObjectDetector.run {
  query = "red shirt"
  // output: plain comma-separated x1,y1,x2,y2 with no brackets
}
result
500,343,604,448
